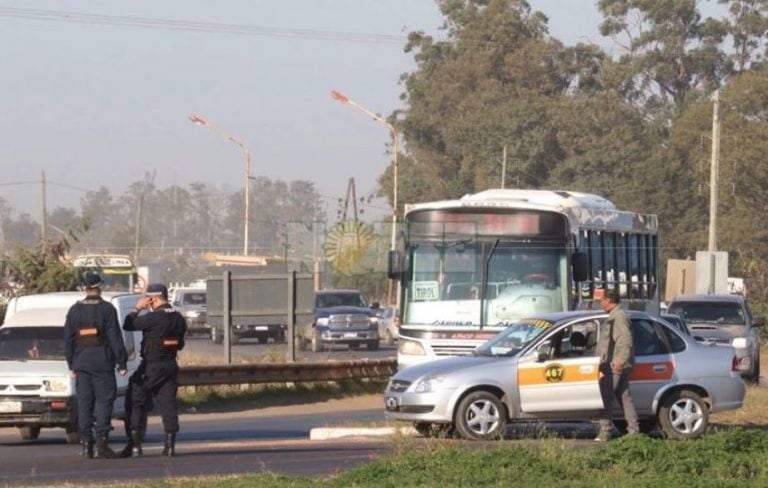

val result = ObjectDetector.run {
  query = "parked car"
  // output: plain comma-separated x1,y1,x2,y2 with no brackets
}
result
384,310,745,441
667,294,763,383
0,292,143,444
376,306,399,345
170,288,209,337
661,313,691,336
300,289,379,352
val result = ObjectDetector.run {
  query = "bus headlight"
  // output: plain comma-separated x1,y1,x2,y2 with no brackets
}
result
398,338,425,356
732,338,749,349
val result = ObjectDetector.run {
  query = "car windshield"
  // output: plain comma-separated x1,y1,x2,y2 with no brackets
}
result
0,327,66,361
316,293,367,308
668,302,746,326
474,318,554,357
182,292,206,306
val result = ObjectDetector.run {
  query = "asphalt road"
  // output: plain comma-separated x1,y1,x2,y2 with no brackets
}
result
0,397,387,486
179,335,397,365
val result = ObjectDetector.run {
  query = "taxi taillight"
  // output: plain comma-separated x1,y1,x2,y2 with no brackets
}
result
732,355,740,372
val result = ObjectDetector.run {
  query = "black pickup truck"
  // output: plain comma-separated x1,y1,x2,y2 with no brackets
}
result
301,289,380,352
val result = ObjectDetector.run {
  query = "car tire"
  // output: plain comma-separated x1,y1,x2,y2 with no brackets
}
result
19,426,41,440
311,330,323,353
750,355,761,384
414,422,453,438
385,330,395,346
257,336,268,345
658,389,709,439
454,390,506,441
367,340,379,351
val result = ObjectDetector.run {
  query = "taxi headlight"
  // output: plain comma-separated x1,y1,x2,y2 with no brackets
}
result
414,375,446,393
316,317,329,326
45,377,71,393
732,338,749,348
398,338,425,356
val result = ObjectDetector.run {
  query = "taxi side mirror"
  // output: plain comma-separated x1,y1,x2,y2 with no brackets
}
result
536,342,551,362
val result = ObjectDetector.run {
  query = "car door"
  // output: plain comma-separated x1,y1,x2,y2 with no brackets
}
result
628,318,677,416
517,318,603,412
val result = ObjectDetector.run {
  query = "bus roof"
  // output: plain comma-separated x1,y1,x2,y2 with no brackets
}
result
403,189,657,234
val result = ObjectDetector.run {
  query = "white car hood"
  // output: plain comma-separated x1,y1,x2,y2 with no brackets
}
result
0,360,69,377
394,355,498,382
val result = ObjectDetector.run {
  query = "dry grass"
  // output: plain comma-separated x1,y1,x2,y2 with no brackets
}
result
177,346,294,366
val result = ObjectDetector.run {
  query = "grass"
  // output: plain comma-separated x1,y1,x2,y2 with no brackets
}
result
62,428,768,487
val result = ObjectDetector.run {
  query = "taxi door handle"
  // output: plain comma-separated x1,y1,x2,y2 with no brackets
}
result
652,364,667,373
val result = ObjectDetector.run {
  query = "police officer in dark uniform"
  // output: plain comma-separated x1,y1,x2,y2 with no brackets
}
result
122,283,186,457
64,272,127,459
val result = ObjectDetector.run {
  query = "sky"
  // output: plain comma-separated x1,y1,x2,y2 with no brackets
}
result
0,1,675,221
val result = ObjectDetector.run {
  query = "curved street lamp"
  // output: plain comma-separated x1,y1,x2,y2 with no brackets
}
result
330,90,399,304
188,114,252,255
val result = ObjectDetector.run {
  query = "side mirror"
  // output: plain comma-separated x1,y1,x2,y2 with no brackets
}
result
753,316,765,327
572,251,588,282
387,250,402,280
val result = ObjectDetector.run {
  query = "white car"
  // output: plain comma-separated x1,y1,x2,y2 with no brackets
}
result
0,292,142,443
385,311,745,440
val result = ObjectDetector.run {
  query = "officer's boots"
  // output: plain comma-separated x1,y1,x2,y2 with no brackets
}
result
120,430,143,458
162,432,176,457
94,437,120,459
80,439,94,458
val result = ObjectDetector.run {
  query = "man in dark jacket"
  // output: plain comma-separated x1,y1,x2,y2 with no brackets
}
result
64,272,127,458
122,283,186,457
594,288,638,441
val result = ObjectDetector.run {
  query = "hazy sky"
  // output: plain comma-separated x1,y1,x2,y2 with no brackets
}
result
0,1,614,219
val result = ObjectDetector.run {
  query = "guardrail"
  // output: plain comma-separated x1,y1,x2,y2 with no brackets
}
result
177,358,397,386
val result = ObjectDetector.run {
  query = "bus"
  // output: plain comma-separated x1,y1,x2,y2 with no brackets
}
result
72,254,138,292
388,189,659,368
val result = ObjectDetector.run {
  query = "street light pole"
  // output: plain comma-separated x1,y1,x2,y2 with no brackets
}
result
188,114,252,255
330,90,399,305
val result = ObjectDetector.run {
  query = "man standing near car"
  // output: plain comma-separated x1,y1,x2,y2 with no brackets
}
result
594,288,639,441
64,272,127,459
121,283,186,457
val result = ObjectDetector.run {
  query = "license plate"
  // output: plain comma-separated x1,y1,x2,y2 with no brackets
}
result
343,332,359,338
254,326,268,331
0,401,22,413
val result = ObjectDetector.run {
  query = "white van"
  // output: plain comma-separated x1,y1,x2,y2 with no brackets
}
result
0,292,142,443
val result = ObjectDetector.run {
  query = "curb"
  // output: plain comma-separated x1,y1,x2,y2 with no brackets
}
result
309,426,417,440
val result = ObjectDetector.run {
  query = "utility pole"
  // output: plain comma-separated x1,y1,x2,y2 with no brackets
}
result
40,170,47,251
708,89,721,293
501,145,507,189
134,192,144,261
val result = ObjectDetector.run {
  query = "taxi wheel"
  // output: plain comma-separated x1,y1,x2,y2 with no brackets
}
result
454,391,506,441
658,389,709,440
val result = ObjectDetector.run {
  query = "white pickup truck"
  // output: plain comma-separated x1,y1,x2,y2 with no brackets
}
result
0,292,142,443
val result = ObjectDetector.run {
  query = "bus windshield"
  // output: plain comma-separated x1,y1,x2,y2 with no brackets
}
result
403,241,568,327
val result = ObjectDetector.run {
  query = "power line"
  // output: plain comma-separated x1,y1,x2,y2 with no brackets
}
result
0,7,408,45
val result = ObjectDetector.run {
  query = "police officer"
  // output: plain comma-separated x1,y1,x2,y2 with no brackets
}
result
122,283,186,457
64,272,127,459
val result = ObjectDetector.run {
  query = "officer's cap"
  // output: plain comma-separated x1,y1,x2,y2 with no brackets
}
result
145,283,169,300
83,272,103,289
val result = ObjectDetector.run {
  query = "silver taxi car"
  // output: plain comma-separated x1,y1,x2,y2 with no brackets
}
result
384,311,745,440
